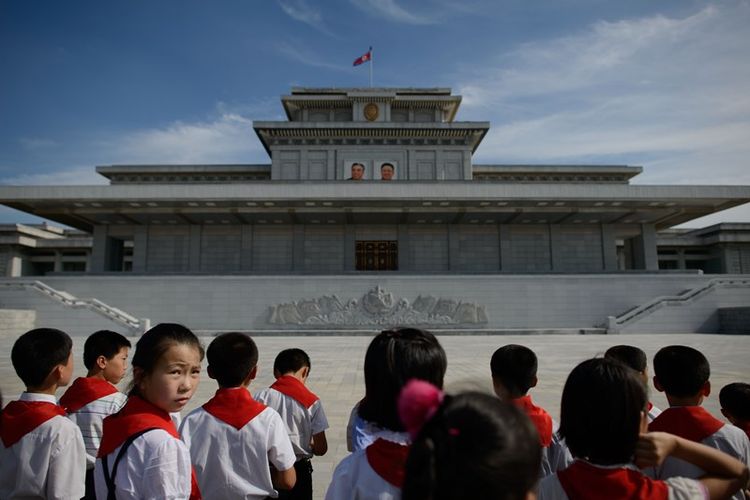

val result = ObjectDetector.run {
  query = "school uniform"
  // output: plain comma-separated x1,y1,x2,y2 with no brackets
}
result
256,375,329,500
60,376,128,467
326,437,409,500
512,395,573,476
647,401,662,423
347,402,411,453
94,395,201,500
648,406,750,500
0,392,86,500
180,387,297,500
538,460,707,500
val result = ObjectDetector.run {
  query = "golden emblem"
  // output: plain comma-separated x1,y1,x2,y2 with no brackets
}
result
364,103,379,121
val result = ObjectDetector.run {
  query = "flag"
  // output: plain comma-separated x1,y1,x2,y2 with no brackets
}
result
353,47,372,66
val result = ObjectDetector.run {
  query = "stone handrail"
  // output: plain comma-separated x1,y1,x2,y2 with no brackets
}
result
0,280,149,334
606,277,750,333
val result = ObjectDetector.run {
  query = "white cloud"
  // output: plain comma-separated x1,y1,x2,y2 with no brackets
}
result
106,111,267,165
349,0,436,24
0,165,106,186
456,4,750,193
276,0,336,36
274,41,351,72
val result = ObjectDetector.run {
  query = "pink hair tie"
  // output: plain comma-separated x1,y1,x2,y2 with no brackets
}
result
398,379,444,439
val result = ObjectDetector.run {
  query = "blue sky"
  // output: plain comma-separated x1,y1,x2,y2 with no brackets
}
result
1,0,749,227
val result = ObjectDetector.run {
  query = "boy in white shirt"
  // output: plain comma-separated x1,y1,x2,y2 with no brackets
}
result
649,345,750,500
60,329,131,499
0,327,86,500
256,348,329,500
180,332,297,500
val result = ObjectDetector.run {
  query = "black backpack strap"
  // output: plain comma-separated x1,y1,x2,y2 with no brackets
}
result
102,428,158,500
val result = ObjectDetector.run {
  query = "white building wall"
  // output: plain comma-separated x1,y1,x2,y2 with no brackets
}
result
1,274,739,333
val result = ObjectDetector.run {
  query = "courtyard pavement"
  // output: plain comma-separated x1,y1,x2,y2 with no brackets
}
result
1,333,748,499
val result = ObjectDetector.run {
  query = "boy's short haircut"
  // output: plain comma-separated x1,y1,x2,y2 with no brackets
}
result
720,382,750,420
653,345,710,398
604,345,647,373
83,330,132,370
559,357,647,465
11,328,73,388
490,344,538,397
273,348,311,375
207,332,258,387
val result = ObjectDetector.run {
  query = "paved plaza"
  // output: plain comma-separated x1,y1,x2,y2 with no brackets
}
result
1,333,748,499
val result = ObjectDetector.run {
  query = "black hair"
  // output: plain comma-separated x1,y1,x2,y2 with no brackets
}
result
129,323,204,396
490,344,538,397
381,162,394,170
274,348,311,375
11,328,73,388
206,332,258,388
83,330,132,370
559,357,647,465
653,345,710,398
605,345,647,373
403,392,540,500
719,382,750,421
351,162,365,170
358,327,447,431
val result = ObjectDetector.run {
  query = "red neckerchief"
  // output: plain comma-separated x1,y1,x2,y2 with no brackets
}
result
98,396,201,500
202,388,266,430
270,375,319,409
0,400,66,447
59,377,119,413
558,460,669,500
647,402,653,411
648,406,724,442
512,395,553,447
365,438,410,488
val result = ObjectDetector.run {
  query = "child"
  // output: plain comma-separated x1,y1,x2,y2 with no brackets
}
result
399,379,541,500
649,345,750,499
721,383,750,440
60,329,131,498
255,348,329,500
180,332,297,499
0,327,86,499
539,357,749,500
327,327,447,500
94,323,204,500
605,344,661,422
490,344,572,476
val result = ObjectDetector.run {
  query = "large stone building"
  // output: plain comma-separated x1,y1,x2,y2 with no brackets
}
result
1,87,749,336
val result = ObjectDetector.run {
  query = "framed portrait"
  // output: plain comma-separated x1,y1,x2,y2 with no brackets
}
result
379,161,397,181
347,161,367,181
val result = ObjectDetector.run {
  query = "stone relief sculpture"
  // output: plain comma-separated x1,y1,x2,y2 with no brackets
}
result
267,286,488,327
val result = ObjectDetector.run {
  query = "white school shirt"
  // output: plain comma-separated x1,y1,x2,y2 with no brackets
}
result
179,406,297,500
648,402,662,423
0,392,87,500
325,447,403,500
541,429,574,477
346,403,410,453
538,463,708,500
255,386,329,459
67,391,128,468
94,428,193,500
325,432,411,500
648,424,750,500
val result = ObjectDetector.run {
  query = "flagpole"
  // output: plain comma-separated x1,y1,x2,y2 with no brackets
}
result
369,47,373,87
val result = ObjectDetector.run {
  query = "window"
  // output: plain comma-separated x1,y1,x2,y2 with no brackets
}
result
356,241,398,271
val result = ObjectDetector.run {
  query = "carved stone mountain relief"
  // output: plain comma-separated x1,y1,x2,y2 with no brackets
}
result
267,286,488,327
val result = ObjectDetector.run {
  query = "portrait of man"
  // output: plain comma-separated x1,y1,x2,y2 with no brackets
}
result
380,162,395,181
348,162,365,180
